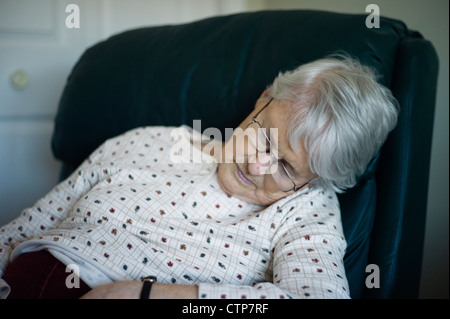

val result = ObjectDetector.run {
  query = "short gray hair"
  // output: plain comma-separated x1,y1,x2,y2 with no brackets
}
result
267,55,399,193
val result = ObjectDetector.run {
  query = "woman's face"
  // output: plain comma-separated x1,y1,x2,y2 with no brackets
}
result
217,91,317,206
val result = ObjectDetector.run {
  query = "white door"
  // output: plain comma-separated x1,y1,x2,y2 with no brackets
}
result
0,0,100,225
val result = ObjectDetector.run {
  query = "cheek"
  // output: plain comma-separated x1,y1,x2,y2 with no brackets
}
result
223,131,250,163
222,140,234,163
217,163,290,206
252,182,290,206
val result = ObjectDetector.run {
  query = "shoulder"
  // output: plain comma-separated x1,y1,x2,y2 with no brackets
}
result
272,186,340,217
106,126,178,143
268,186,344,243
98,126,180,153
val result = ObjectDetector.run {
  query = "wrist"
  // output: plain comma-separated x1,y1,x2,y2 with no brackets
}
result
148,283,199,299
140,276,157,299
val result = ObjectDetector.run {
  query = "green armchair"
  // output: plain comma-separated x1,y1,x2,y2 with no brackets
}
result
51,10,439,298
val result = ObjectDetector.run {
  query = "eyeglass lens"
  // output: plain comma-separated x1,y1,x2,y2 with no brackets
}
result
246,123,296,191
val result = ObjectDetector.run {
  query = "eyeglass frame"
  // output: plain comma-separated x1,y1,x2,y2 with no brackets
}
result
245,97,310,192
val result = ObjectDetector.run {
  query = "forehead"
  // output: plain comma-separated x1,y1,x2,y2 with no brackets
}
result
263,99,291,146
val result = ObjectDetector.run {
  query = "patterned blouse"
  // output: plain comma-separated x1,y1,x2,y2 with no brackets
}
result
0,126,350,299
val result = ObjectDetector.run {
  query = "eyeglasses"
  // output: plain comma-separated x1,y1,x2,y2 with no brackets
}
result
245,98,309,192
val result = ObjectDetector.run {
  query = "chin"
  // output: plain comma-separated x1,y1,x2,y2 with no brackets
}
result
217,163,265,206
217,163,247,199
217,163,237,196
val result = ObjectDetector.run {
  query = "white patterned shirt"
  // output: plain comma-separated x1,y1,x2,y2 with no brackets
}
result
0,126,350,299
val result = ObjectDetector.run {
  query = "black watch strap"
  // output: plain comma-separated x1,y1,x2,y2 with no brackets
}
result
140,276,157,299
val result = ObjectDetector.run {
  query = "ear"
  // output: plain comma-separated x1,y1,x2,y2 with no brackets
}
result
260,89,269,99
255,89,270,109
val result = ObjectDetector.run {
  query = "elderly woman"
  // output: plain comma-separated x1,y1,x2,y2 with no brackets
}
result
0,55,398,299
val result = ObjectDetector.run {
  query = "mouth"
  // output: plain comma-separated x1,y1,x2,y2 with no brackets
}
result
236,164,253,185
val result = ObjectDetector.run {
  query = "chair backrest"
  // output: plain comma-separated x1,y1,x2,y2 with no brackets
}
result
51,10,439,298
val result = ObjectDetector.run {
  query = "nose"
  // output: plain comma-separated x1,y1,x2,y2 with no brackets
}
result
248,152,272,175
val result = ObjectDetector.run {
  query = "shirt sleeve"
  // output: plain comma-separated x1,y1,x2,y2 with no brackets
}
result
0,136,112,292
197,189,350,299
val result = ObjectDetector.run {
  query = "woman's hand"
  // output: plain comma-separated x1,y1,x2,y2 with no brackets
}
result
80,281,198,299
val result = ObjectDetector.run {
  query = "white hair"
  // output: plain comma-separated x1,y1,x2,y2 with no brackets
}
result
267,55,399,193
